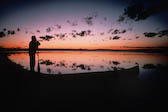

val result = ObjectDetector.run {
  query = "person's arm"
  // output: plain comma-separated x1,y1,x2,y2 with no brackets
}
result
36,41,40,49
38,41,40,46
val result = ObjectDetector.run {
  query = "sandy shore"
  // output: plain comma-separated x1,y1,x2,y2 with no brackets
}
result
0,52,168,112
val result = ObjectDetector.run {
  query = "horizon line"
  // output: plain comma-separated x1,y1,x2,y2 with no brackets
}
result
1,47,168,53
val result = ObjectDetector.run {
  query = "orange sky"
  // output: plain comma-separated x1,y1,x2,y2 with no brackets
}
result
0,0,168,50
1,34,168,49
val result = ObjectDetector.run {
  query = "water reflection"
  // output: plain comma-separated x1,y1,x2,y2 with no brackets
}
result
8,51,168,79
40,59,55,66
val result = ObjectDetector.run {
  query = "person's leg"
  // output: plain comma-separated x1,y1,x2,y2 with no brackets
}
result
29,53,36,72
32,53,35,71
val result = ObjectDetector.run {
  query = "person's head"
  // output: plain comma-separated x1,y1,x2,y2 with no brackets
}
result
31,36,36,42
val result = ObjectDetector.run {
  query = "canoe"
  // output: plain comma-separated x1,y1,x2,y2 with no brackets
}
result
60,65,140,77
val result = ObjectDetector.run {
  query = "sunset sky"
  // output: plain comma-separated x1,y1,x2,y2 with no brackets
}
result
0,0,168,49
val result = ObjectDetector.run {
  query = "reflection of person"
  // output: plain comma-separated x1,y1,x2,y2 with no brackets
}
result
29,36,40,72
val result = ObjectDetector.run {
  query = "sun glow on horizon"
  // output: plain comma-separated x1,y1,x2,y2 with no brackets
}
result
0,0,168,49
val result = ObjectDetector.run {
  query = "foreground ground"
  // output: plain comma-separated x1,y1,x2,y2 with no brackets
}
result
0,52,168,112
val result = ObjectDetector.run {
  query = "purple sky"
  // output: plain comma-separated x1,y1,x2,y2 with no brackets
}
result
0,0,168,49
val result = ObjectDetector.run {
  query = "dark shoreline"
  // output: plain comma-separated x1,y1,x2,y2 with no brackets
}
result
1,47,168,53
0,52,168,111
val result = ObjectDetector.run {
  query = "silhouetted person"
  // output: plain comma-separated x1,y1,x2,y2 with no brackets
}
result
29,36,40,72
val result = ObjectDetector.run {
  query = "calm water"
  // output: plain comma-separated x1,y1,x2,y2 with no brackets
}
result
8,51,168,79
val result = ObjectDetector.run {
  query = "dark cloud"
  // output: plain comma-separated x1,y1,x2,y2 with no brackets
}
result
83,16,93,26
144,32,157,38
72,35,76,38
112,36,121,40
3,28,7,32
54,33,67,40
0,31,6,38
7,31,11,34
109,36,113,40
111,29,127,34
55,34,59,37
17,28,20,32
118,0,168,22
59,33,66,39
123,2,146,21
108,29,113,34
87,30,91,35
36,30,40,33
75,30,92,37
69,32,76,38
39,35,54,41
121,29,126,33
158,30,168,37
55,24,61,29
112,29,119,34
8,30,15,35
0,29,17,38
39,36,46,41
135,36,140,39
144,30,168,38
100,32,104,35
67,20,78,26
46,27,53,33
77,31,87,37
83,12,98,26
117,16,125,22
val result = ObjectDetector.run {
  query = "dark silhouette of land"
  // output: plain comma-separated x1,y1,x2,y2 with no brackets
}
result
0,51,168,112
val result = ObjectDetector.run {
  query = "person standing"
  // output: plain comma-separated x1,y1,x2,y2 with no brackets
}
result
29,36,40,72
